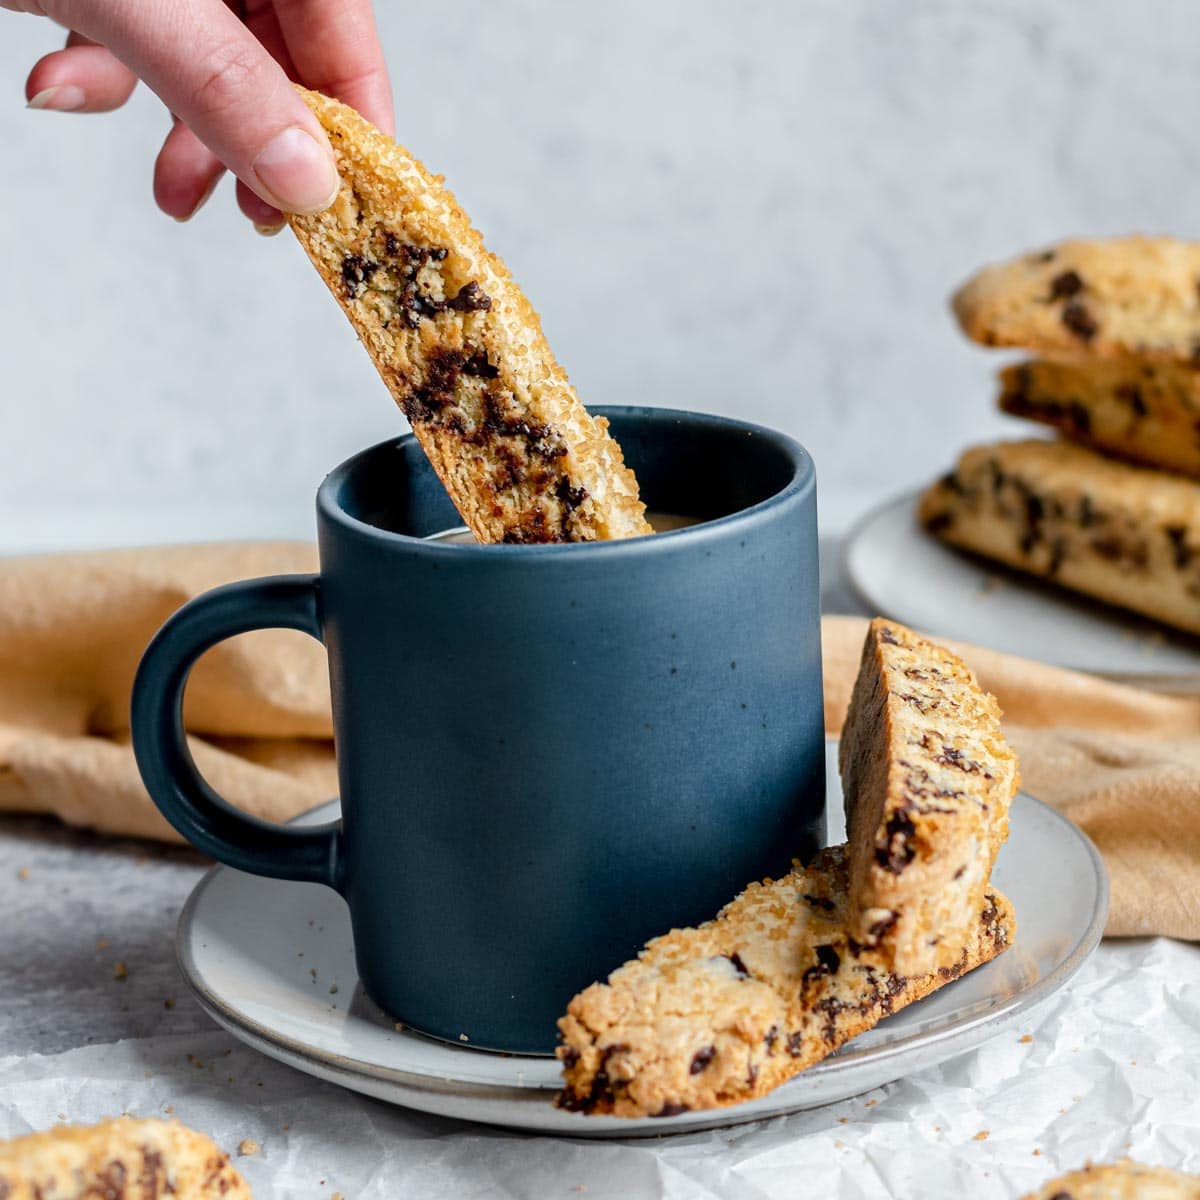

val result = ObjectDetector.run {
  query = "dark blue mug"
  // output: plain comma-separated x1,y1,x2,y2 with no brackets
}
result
131,407,824,1054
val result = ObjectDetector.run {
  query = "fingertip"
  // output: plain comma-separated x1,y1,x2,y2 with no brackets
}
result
236,179,285,226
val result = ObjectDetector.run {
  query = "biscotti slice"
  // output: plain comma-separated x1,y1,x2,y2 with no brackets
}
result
1000,358,1200,479
0,1118,251,1199
920,439,1200,634
838,618,1018,976
556,845,1014,1118
288,87,650,543
953,236,1200,362
1019,1161,1200,1200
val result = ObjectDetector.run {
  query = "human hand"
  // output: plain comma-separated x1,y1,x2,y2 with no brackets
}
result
8,0,393,231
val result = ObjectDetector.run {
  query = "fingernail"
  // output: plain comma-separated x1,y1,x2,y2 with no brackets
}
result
254,222,286,237
27,85,86,112
251,127,339,215
173,175,223,223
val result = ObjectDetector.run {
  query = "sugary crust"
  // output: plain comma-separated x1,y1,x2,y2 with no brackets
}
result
839,619,1018,976
999,358,1200,479
555,845,1014,1118
1020,1160,1200,1200
953,236,1200,363
0,1118,251,1199
288,87,650,544
920,439,1200,634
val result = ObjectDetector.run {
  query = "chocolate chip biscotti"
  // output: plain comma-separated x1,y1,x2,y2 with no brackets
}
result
1019,1161,1200,1200
556,845,1013,1117
999,358,1200,479
839,619,1018,977
0,1118,251,1199
920,439,1200,634
953,236,1200,363
288,87,650,544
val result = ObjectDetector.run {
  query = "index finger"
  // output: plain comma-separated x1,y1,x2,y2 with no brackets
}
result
269,0,394,135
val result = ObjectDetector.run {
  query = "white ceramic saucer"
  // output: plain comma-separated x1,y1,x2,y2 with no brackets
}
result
177,743,1107,1138
844,490,1200,688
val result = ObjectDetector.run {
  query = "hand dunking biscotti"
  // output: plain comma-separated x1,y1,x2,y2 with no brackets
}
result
287,87,650,544
0,1118,251,1199
556,620,1016,1117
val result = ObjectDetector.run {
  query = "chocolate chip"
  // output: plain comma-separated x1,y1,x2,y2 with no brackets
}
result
924,512,955,535
868,911,898,939
877,811,917,873
727,952,751,978
879,626,901,645
461,352,499,378
786,1031,804,1057
1079,494,1098,527
1047,1193,1073,1200
1061,301,1098,341
1048,269,1084,300
934,746,985,774
383,232,401,257
690,1045,716,1074
654,1102,690,1118
340,253,378,299
802,893,835,912
764,1025,779,1052
1168,525,1193,569
561,1047,580,1069
1114,383,1147,417
556,478,588,512
446,280,492,312
802,943,841,982
1047,538,1068,577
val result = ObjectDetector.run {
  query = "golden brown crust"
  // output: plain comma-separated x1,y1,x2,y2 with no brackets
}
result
555,845,1013,1118
288,87,650,543
1019,1160,1200,1200
999,358,1200,479
0,1118,251,1199
920,439,1200,634
839,619,1019,976
953,236,1200,362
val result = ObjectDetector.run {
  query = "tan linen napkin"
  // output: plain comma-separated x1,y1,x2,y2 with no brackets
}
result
0,545,1195,938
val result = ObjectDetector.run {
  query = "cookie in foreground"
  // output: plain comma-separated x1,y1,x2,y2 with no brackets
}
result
1000,358,1200,480
288,87,650,544
919,438,1200,634
1019,1160,1200,1200
0,1117,251,1199
952,236,1200,362
839,618,1019,976
555,846,1013,1117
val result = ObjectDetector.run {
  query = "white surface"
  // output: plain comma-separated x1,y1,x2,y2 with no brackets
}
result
845,491,1200,684
175,746,1106,1137
6,3,1200,538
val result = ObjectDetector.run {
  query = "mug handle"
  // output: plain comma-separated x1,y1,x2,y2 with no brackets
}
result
131,574,343,890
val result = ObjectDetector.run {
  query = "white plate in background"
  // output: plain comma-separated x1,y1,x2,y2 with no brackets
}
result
844,490,1200,688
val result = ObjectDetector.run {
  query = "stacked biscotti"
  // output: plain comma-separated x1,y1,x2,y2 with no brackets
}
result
556,619,1018,1118
922,236,1200,634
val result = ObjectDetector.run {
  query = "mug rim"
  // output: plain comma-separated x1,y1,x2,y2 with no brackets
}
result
317,404,816,555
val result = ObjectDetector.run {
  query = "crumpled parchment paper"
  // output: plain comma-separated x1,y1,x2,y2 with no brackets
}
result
2,939,1197,1200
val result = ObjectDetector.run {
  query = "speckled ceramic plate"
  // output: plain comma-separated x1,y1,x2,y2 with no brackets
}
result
845,490,1200,689
176,743,1107,1138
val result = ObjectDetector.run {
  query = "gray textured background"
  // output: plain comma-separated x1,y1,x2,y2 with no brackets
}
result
3,0,1199,539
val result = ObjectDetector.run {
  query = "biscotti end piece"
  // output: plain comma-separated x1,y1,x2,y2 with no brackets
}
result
953,236,1200,362
920,438,1200,635
1019,1160,1200,1200
0,1118,251,1199
288,87,650,544
999,358,1200,480
838,618,1018,976
556,846,1014,1118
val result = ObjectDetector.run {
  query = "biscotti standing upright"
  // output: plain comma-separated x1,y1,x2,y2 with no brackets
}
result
953,236,1200,362
999,358,1200,480
0,1118,251,1200
288,87,650,544
920,438,1200,634
838,619,1018,976
555,845,1013,1118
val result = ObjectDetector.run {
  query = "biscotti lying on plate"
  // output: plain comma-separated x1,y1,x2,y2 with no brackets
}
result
1018,1160,1200,1200
921,440,1200,634
289,88,650,544
556,620,1016,1117
925,236,1200,633
0,1118,251,1199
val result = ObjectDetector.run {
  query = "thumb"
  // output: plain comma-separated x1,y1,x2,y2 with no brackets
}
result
48,0,339,214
